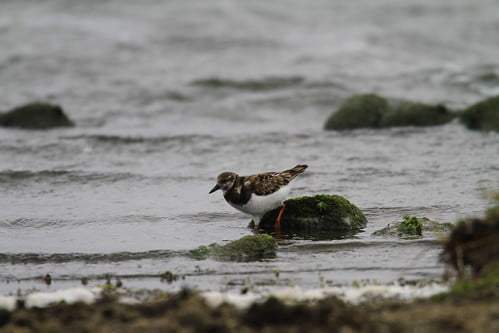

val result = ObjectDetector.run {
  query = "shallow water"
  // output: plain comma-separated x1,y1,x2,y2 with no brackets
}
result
1,0,499,295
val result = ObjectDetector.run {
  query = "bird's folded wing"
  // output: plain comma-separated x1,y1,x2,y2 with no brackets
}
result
246,172,293,196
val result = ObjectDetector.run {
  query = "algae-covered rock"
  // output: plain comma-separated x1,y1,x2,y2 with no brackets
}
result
372,216,453,239
0,102,74,129
380,101,454,127
324,94,388,130
459,95,499,132
189,234,277,262
324,94,456,130
259,194,367,232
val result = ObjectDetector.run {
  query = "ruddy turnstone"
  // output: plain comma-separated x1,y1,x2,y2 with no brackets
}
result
209,164,308,231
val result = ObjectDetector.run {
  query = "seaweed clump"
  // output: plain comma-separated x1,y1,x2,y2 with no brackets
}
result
189,234,277,262
260,194,367,232
396,216,423,237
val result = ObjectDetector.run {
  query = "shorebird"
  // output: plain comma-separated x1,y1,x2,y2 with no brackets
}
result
209,164,308,231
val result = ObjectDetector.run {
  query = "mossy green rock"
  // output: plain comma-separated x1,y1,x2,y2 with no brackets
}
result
324,94,456,130
189,234,277,262
460,95,499,132
372,216,453,239
259,194,367,231
0,102,74,129
324,94,388,130
380,101,454,127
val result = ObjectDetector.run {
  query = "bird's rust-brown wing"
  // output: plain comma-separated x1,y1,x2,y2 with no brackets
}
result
246,164,308,196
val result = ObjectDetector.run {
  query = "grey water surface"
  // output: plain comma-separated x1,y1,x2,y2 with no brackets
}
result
1,0,499,295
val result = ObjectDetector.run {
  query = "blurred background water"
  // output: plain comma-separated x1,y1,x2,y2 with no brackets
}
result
1,0,498,295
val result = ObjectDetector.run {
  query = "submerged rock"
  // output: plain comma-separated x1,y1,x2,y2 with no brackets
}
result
324,94,456,130
459,95,499,132
189,234,277,262
259,194,367,232
372,216,453,239
0,102,74,129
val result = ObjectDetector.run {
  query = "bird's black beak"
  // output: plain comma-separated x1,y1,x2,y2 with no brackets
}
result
209,184,220,194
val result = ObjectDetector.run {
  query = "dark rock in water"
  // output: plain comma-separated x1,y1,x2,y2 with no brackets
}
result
372,216,453,239
259,194,367,232
324,94,456,130
380,101,454,127
0,102,74,129
459,95,499,132
324,94,388,130
188,234,277,262
442,196,499,277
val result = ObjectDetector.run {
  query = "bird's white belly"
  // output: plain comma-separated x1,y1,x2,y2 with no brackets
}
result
230,185,290,217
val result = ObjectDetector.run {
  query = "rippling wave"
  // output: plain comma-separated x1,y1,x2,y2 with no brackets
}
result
190,76,305,91
0,170,143,184
62,134,214,144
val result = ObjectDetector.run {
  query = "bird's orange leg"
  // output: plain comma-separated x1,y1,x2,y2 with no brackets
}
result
275,203,285,230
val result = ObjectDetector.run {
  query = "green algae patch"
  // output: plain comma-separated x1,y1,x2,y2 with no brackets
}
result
260,194,367,232
397,216,423,237
188,234,277,262
460,95,499,132
188,244,215,260
0,102,74,129
324,94,388,130
324,94,456,130
372,216,453,239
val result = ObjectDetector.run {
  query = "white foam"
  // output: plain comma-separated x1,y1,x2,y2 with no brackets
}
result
201,283,449,310
25,287,101,309
203,291,261,310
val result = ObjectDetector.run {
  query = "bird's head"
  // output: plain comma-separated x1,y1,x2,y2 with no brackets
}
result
209,172,237,194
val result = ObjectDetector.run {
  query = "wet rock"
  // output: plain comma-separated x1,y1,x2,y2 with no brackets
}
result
459,95,499,132
324,94,456,130
259,194,367,232
372,216,453,239
189,234,277,262
0,102,74,129
324,94,388,130
380,101,454,127
442,197,499,277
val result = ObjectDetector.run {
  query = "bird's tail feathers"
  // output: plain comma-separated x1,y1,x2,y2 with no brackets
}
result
285,164,308,176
